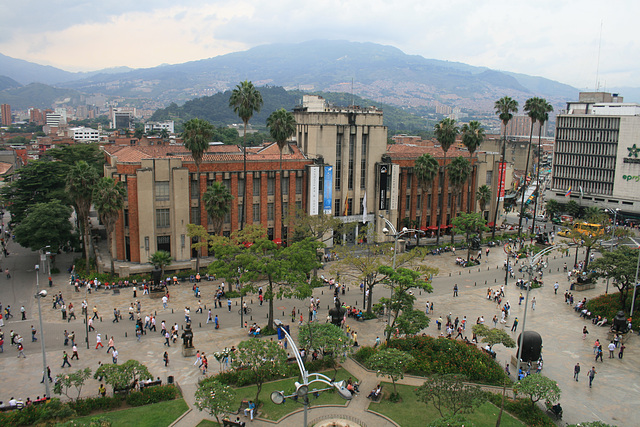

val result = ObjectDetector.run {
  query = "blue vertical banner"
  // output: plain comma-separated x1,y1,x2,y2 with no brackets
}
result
323,166,333,214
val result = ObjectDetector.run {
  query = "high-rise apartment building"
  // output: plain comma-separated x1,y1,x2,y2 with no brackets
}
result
1,104,11,126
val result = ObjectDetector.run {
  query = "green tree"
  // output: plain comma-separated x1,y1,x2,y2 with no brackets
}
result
13,200,73,253
195,378,236,425
447,156,472,243
434,118,459,245
67,160,99,272
529,98,553,235
159,128,169,141
545,199,560,220
566,200,580,217
134,128,144,140
368,348,414,395
298,323,353,375
93,360,152,394
583,206,603,222
187,224,210,273
289,208,345,244
518,97,544,237
182,118,214,179
476,184,492,222
48,143,104,177
415,374,484,417
415,153,439,231
513,374,561,408
492,96,519,239
460,120,485,213
150,250,172,278
451,212,489,262
203,181,234,236
93,177,125,275
267,108,297,243
378,266,433,342
232,338,288,404
471,324,516,350
229,80,264,230
53,367,92,401
1,160,69,226
394,309,430,337
589,246,639,307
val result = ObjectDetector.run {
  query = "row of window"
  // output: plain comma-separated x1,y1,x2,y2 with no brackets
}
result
553,153,616,170
335,131,368,191
557,116,620,131
554,141,618,157
551,178,613,196
553,166,615,185
556,129,619,144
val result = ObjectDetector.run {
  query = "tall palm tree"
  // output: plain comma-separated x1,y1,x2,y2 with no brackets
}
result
434,118,459,245
229,81,264,230
460,121,485,213
159,128,169,142
267,108,297,244
447,156,472,243
492,96,519,239
203,182,234,236
530,99,553,236
67,160,99,272
414,153,439,243
476,184,492,239
183,118,214,180
93,177,125,275
517,97,543,238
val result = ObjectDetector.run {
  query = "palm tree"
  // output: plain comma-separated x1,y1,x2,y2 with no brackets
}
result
492,96,519,239
529,99,553,235
460,121,485,213
93,177,125,275
150,250,172,279
229,81,264,230
267,108,297,244
434,118,459,245
517,97,543,237
414,153,439,244
203,182,234,235
159,128,169,142
67,160,99,273
134,128,144,140
476,184,492,239
447,156,472,243
183,118,214,179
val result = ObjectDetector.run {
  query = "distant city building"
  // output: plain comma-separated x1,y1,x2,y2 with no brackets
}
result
548,91,640,218
69,126,100,142
45,113,66,127
144,121,174,134
110,107,136,129
1,104,11,126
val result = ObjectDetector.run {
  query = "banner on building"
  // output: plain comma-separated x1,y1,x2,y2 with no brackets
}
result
309,166,319,216
323,166,333,214
379,164,389,210
390,164,400,211
498,161,507,201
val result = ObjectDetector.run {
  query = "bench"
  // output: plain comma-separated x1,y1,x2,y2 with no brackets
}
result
237,400,258,418
139,380,162,390
114,383,137,395
222,419,246,427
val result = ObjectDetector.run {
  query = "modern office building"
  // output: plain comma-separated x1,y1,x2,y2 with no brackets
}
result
69,126,100,142
144,121,175,134
548,92,640,217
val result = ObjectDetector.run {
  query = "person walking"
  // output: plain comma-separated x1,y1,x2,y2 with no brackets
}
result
206,309,212,324
16,342,25,358
608,341,616,358
554,282,559,294
106,337,115,354
595,344,604,362
112,308,119,323
112,348,118,364
573,363,580,381
227,299,232,312
453,284,458,297
531,297,536,310
20,305,25,320
70,344,79,360
95,333,104,349
88,318,95,332
619,343,626,359
214,315,219,329
587,366,596,388
61,351,71,367
163,351,169,367
511,317,519,332
92,306,99,320
164,331,171,347
41,366,52,383
582,326,589,340
31,326,37,342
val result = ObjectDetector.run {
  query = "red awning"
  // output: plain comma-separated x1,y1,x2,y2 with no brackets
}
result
440,224,448,229
427,226,438,230
273,238,282,245
487,222,495,227
447,224,453,228
420,227,428,231
243,241,254,248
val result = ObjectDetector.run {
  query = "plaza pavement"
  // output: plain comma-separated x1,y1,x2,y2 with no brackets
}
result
0,228,637,426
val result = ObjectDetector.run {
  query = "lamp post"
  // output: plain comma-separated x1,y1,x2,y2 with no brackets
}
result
35,262,50,398
630,246,640,317
604,208,620,294
379,215,423,341
271,319,352,426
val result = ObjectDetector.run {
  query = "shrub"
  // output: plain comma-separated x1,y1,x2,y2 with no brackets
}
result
486,393,555,427
125,385,180,407
586,293,640,330
353,346,378,364
362,311,377,320
68,396,122,416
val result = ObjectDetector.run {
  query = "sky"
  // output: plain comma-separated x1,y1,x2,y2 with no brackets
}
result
1,0,639,89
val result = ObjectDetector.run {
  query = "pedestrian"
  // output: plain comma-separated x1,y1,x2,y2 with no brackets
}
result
99,384,106,397
593,339,600,354
163,351,169,367
63,330,69,346
511,317,519,332
619,343,626,359
107,337,115,354
96,333,104,349
554,282,559,294
112,308,119,323
31,325,37,342
206,309,213,324
88,318,95,331
162,295,168,309
227,299,232,312
17,342,25,358
41,366,52,383
505,363,510,376
71,344,79,360
595,344,603,362
92,306,99,320
375,336,381,348
214,315,219,329
531,297,536,310
582,326,589,340
164,331,171,347
587,366,596,388
608,341,616,358
573,363,580,381
61,351,71,367
112,348,118,364
453,284,458,297
20,305,25,320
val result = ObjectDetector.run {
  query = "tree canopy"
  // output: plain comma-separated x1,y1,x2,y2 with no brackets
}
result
589,246,639,306
94,360,152,393
471,324,515,349
368,348,415,394
513,374,561,407
232,338,287,403
13,200,73,253
298,322,353,374
195,378,236,424
415,373,484,418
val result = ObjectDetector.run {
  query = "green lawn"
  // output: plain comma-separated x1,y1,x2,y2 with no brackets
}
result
195,420,218,426
67,399,189,427
232,368,356,421
371,383,524,427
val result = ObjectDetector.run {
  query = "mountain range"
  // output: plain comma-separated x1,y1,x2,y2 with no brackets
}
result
1,40,636,114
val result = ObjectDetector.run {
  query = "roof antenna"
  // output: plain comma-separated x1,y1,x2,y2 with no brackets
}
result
595,20,603,91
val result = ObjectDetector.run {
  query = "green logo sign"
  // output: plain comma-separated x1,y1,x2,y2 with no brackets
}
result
628,144,640,158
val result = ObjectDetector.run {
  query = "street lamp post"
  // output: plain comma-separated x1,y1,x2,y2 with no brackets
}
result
379,215,423,341
605,208,620,294
271,319,352,426
630,246,640,317
35,262,50,398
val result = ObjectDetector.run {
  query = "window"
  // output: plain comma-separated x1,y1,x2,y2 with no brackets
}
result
296,176,303,194
190,207,201,225
405,195,411,210
296,200,302,211
281,177,289,195
267,227,274,240
124,209,129,227
334,199,341,217
156,209,170,228
253,203,260,222
223,211,230,224
427,194,432,209
238,203,243,227
157,235,171,253
268,177,275,196
417,194,422,209
347,198,353,216
156,182,169,201
407,172,412,188
253,177,260,197
190,180,199,200
486,171,493,184
282,202,288,218
223,178,231,191
122,183,128,201
360,134,368,189
348,134,355,190
238,178,245,197
335,133,342,190
359,197,364,214
268,203,274,221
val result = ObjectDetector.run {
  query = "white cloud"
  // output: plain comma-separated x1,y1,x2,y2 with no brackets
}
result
1,0,640,88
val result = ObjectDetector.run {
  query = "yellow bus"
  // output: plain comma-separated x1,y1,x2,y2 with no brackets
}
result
558,222,604,238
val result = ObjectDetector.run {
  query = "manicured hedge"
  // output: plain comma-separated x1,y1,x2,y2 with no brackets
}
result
586,293,640,330
355,336,510,386
485,392,555,427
